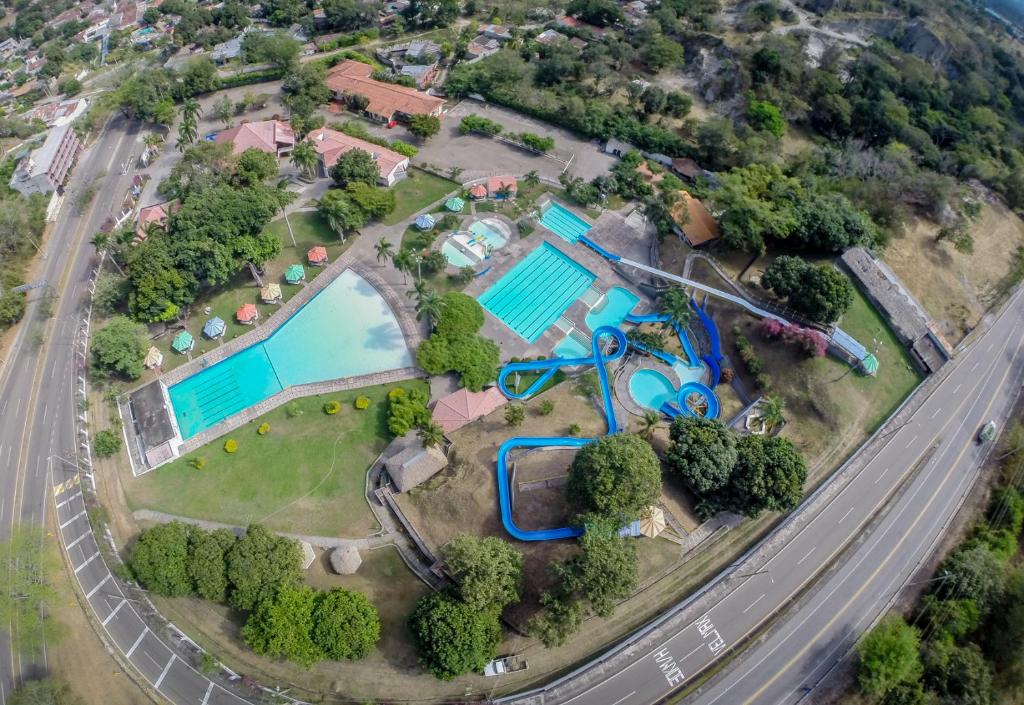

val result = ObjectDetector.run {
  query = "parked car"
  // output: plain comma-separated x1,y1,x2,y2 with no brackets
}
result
977,420,997,444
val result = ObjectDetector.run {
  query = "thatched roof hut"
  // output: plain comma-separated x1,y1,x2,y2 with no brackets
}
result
384,442,447,492
329,545,362,574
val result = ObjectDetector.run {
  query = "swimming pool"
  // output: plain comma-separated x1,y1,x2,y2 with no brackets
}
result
628,369,677,411
479,243,596,342
585,287,640,331
540,203,592,243
554,330,591,359
440,219,510,269
168,270,412,439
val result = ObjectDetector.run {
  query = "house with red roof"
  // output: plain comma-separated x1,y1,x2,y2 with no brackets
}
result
486,176,518,199
135,201,176,242
307,127,410,187
468,184,487,199
214,119,295,157
431,388,506,433
324,60,445,125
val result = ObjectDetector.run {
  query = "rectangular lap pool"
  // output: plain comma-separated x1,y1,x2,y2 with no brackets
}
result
540,203,592,243
479,243,596,342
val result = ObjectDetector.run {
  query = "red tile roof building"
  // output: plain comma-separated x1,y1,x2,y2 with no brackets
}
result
307,127,410,186
214,119,295,156
486,176,518,198
135,201,176,242
432,388,507,433
324,60,445,124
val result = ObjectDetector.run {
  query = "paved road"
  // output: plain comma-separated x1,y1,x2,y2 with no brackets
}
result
0,116,142,702
507,289,1024,705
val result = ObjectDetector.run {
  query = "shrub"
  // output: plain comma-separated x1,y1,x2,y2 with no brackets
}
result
387,386,432,436
190,456,207,470
354,395,371,410
568,423,582,436
224,439,238,453
389,140,418,157
285,401,303,418
257,422,270,435
324,400,342,415
538,400,555,416
93,429,122,458
505,404,525,427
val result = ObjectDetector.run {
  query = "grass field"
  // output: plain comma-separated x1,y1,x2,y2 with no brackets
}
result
145,211,350,375
382,169,457,225
128,380,429,537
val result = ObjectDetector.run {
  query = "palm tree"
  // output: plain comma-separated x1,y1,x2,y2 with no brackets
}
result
415,290,445,329
417,422,444,448
639,410,660,440
523,170,540,188
91,231,124,275
447,166,464,182
176,116,197,152
180,97,201,125
659,287,691,334
375,237,394,265
759,396,786,432
290,140,319,180
406,279,428,300
496,183,514,206
393,249,414,284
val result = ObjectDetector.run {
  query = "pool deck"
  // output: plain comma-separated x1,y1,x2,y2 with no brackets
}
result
122,254,426,471
462,206,655,360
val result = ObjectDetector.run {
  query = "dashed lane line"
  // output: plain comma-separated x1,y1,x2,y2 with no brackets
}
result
201,682,214,705
796,547,815,566
838,507,854,523
742,594,767,615
126,629,148,658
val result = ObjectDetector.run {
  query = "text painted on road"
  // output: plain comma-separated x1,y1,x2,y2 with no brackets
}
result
694,613,728,657
652,648,685,686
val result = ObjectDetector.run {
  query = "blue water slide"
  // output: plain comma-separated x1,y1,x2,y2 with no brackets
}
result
624,313,701,370
578,234,622,262
690,295,724,386
661,381,720,420
628,341,678,367
494,326,627,541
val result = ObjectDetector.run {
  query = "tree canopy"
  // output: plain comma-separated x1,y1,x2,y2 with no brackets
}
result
242,583,322,666
329,148,380,187
226,524,302,611
90,316,146,380
442,535,523,613
567,434,662,521
857,616,923,697
710,434,807,518
408,591,501,679
761,256,854,325
311,588,381,661
130,521,193,597
666,417,738,494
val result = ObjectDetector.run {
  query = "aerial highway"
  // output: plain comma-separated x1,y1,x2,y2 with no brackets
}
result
504,288,1024,705
0,115,142,703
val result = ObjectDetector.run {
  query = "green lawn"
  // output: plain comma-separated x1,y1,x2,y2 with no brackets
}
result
382,169,458,225
148,212,350,374
129,381,428,538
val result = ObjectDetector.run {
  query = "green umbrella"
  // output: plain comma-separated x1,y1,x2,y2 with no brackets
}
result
285,263,305,283
171,330,194,353
445,197,464,212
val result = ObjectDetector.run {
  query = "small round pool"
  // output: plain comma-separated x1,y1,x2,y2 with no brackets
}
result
628,369,677,411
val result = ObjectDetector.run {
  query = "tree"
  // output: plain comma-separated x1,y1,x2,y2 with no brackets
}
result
567,434,662,521
759,396,785,431
567,516,638,617
375,237,394,265
235,148,279,186
644,35,685,71
857,616,923,697
435,292,484,337
417,421,444,448
639,410,660,440
242,583,323,666
415,289,446,327
9,678,81,705
658,287,691,333
718,435,806,517
747,98,786,137
187,528,236,602
345,182,395,218
409,114,441,140
93,429,122,457
311,588,381,660
666,417,738,494
712,164,802,254
936,543,1005,611
290,140,319,179
225,524,302,611
181,96,201,128
922,640,994,705
504,403,525,427
393,248,415,284
213,95,235,128
93,274,129,316
91,316,146,379
329,149,380,187
528,592,585,648
386,386,432,436
442,535,523,612
318,190,368,240
403,0,460,28
130,522,193,597
179,58,220,97
761,256,854,325
281,63,331,118
0,527,64,655
566,0,624,26
408,591,501,679
242,31,300,70
0,285,26,325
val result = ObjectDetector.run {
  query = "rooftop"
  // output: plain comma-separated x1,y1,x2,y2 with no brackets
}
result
307,126,409,178
214,119,295,155
671,192,719,246
324,60,444,119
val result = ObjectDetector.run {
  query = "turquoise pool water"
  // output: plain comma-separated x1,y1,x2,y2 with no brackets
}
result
469,220,508,248
440,220,510,269
168,270,412,439
629,369,677,410
441,240,475,268
479,243,596,342
585,287,640,331
554,332,590,359
540,203,592,243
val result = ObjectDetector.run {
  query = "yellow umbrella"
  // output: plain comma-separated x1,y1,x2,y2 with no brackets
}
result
639,506,666,538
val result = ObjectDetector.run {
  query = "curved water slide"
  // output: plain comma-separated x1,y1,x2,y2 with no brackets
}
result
624,312,702,370
495,326,627,541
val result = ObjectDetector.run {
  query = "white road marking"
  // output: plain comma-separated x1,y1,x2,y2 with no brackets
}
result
953,383,963,394
66,532,89,550
874,467,891,485
155,655,175,689
102,598,127,626
85,573,111,598
931,407,941,419
60,509,86,528
796,547,816,566
681,642,706,661
743,593,767,614
610,691,637,705
971,362,980,372
839,507,854,523
201,682,214,705
74,551,100,573
126,628,148,657
905,435,918,449
56,491,82,509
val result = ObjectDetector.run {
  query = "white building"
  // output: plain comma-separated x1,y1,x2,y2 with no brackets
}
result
9,125,82,197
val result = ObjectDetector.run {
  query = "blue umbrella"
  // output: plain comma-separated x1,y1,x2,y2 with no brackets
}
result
415,213,436,230
203,316,226,339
